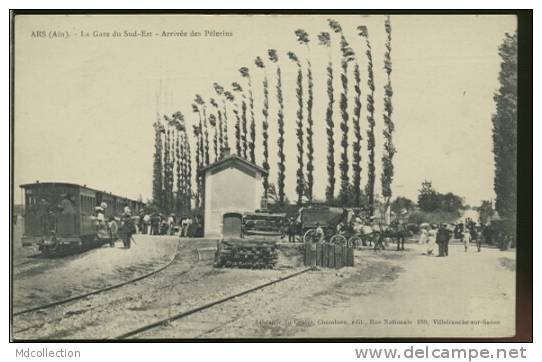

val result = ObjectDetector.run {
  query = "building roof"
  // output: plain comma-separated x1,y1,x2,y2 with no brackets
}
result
198,154,268,176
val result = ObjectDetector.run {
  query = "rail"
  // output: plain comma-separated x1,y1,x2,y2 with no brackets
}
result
13,240,182,316
113,266,314,339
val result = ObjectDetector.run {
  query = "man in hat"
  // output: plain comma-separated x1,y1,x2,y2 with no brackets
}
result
287,217,297,243
119,208,136,249
395,220,407,251
150,211,160,235
436,223,448,257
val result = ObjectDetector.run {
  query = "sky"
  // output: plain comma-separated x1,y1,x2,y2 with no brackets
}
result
13,14,517,206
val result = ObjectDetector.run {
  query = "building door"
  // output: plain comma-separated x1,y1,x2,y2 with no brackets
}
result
222,213,242,239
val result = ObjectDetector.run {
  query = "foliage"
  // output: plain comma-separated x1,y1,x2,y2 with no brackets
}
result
255,56,270,198
391,196,415,215
295,29,315,204
194,94,209,166
214,83,229,156
152,117,165,209
191,106,202,209
268,49,286,205
381,16,395,205
288,51,305,205
329,184,369,208
358,24,377,216
328,19,355,205
231,82,244,156
492,31,517,239
478,200,495,225
351,62,362,206
209,98,221,160
208,112,218,162
239,67,256,163
417,180,464,214
319,32,336,204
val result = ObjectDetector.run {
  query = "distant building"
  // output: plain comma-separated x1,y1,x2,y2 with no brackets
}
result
199,149,267,238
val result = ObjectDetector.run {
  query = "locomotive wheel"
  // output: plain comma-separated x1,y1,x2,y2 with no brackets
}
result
330,234,347,246
348,235,362,249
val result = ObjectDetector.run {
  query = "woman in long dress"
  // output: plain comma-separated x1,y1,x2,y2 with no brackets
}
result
426,225,437,255
419,228,428,244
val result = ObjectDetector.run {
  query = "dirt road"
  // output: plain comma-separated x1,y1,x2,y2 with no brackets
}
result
179,243,516,339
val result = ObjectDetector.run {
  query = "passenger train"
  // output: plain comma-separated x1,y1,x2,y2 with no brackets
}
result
19,182,145,255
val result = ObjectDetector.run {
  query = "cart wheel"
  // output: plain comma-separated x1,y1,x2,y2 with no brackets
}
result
303,229,316,243
348,235,362,248
330,234,347,246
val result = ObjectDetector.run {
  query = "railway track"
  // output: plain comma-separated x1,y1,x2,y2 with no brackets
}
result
13,240,184,317
113,267,314,339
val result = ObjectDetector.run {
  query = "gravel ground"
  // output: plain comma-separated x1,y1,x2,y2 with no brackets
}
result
13,235,179,313
12,236,516,340
144,243,516,339
12,237,304,340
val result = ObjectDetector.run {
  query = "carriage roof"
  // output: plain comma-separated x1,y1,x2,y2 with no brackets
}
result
243,212,287,220
299,206,347,227
19,182,143,205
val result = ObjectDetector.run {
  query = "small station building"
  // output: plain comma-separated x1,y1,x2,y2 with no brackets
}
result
199,149,267,238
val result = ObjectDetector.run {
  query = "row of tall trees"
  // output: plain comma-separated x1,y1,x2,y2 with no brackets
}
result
152,17,396,216
152,111,192,214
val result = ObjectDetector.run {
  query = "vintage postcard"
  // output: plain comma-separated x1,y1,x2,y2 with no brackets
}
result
11,12,522,340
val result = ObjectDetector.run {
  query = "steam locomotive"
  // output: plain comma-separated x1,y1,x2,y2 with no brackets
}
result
19,182,145,256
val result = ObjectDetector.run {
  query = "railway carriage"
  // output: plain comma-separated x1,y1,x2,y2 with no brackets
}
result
19,181,144,255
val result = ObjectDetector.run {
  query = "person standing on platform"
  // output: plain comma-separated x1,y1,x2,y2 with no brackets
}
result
150,212,160,235
475,227,482,252
287,217,297,243
167,214,175,235
436,224,448,257
143,213,151,234
462,228,472,252
427,224,437,256
119,208,136,249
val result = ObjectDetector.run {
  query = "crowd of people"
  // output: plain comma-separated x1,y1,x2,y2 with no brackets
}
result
92,203,136,249
418,218,485,256
136,212,202,238
283,213,409,251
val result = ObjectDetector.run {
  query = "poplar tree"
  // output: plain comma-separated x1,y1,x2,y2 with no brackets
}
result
268,49,286,205
381,16,396,216
288,51,305,205
358,25,377,215
318,32,336,204
255,56,271,198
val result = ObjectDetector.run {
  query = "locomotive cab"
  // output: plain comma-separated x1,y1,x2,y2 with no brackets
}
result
20,182,80,248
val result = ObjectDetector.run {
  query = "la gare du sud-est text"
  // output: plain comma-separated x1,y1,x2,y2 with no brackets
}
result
83,29,233,38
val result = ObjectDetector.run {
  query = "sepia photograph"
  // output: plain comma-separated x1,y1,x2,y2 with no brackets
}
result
10,11,528,341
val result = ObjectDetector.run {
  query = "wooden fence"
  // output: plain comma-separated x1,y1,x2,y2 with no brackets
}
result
304,242,354,268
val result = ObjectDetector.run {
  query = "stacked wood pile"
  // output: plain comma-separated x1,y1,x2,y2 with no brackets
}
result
215,239,279,269
304,242,354,268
